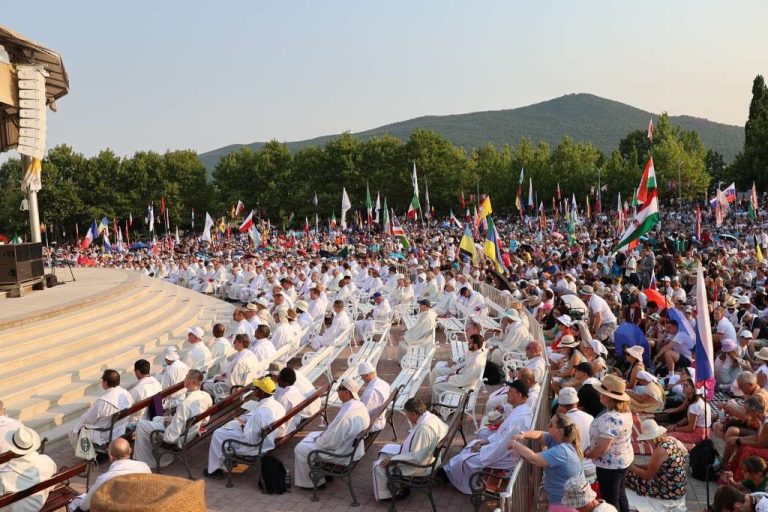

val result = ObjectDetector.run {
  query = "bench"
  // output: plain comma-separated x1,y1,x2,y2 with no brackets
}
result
149,383,254,478
469,467,513,512
308,386,401,506
222,382,333,489
385,391,470,512
298,345,335,384
83,382,186,457
0,462,89,512
390,345,436,437
0,436,48,465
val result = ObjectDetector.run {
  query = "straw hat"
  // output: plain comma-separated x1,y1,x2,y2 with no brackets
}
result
625,345,644,361
91,474,206,511
756,347,768,361
636,419,668,441
559,335,580,348
594,374,630,401
4,425,41,455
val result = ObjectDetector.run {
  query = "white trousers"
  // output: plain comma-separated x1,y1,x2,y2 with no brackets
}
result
626,489,687,512
294,431,324,488
134,418,173,467
206,422,255,473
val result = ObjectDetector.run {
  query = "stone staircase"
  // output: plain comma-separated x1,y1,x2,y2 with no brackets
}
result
0,269,234,445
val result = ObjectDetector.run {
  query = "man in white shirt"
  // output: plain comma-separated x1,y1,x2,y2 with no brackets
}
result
127,360,163,424
579,285,618,343
310,300,351,350
134,369,213,467
0,426,57,511
355,293,392,342
294,377,370,489
458,287,489,317
204,334,263,397
358,362,391,432
182,326,212,372
231,308,255,342
372,398,448,501
156,347,190,408
434,282,458,317
0,400,22,454
208,323,234,377
67,438,151,511
274,368,312,436
70,369,134,449
430,335,488,403
251,325,277,366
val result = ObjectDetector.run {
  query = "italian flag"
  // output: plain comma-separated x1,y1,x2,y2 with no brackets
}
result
615,156,660,251
407,194,420,219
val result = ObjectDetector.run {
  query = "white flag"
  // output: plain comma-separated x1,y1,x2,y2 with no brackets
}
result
412,162,419,198
374,191,381,223
528,178,534,207
201,212,214,242
341,188,351,230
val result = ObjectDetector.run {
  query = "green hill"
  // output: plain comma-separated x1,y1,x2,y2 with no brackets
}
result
198,93,744,170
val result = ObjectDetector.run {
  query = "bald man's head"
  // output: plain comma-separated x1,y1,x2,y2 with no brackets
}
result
518,368,535,386
109,438,132,460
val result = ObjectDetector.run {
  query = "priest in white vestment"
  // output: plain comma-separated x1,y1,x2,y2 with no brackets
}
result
398,300,438,359
355,293,392,342
358,361,391,432
70,369,134,448
310,300,351,350
430,335,487,403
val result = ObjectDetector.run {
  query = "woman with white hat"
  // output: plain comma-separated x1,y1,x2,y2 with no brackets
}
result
716,339,750,392
583,375,634,512
626,371,665,414
626,419,688,512
623,345,646,390
666,380,712,450
551,335,586,393
754,347,768,391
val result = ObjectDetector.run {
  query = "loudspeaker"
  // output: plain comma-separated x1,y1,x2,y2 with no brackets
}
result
0,242,44,285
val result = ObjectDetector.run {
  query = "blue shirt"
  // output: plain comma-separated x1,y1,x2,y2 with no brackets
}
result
614,321,651,366
541,435,583,504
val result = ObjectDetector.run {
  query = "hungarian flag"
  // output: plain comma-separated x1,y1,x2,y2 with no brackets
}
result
616,156,660,251
330,213,337,229
239,210,254,233
366,183,373,225
382,199,391,234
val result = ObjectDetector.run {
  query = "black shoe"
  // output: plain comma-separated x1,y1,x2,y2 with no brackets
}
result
395,487,411,501
434,467,449,484
203,468,225,479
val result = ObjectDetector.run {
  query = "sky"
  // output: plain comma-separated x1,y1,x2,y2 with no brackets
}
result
3,0,768,158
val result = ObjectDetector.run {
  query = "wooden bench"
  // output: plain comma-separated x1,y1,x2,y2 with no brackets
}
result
469,467,513,511
83,382,186,457
222,382,332,489
386,391,470,512
0,462,89,512
308,386,401,506
149,383,254,478
0,437,48,465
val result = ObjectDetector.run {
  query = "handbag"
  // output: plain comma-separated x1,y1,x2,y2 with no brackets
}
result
74,427,96,460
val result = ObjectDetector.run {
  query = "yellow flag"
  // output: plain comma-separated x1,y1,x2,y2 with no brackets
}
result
758,244,764,263
459,226,477,265
475,196,493,227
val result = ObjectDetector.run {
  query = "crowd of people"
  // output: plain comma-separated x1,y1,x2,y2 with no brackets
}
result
3,206,768,511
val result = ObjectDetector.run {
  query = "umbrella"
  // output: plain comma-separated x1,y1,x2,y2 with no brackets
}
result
519,243,534,253
552,285,576,296
720,234,738,242
129,242,148,250
644,288,670,309
489,268,512,293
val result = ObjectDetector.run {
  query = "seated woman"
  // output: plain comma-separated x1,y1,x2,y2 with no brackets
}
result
666,380,713,450
551,336,586,394
725,395,768,481
711,485,768,512
627,371,666,414
655,373,696,425
624,346,646,390
716,339,749,393
509,413,584,506
723,455,768,493
626,419,688,512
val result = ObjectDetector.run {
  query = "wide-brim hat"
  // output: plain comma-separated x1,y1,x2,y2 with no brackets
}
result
92,474,207,512
579,285,594,295
4,425,41,455
186,326,204,339
594,374,630,401
163,347,179,362
295,300,309,312
626,345,645,361
756,347,768,361
556,314,573,326
357,361,376,375
562,475,597,508
559,335,579,348
503,309,520,322
636,419,668,441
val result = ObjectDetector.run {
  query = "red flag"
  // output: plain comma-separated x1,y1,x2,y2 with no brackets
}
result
647,118,654,141
238,211,254,233
460,191,466,209
160,197,166,215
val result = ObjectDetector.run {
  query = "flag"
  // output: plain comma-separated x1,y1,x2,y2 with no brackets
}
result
694,263,715,385
696,205,701,239
475,196,493,227
411,162,419,198
649,269,658,291
616,157,660,251
159,197,165,215
374,191,381,223
80,221,98,250
724,183,737,203
382,198,390,234
449,209,463,228
586,195,591,218
366,183,373,225
201,212,214,242
313,192,318,207
103,231,112,253
568,201,576,246
484,217,505,273
190,209,194,229
750,182,759,219
756,235,765,263
515,167,524,211
408,164,421,219
287,212,295,227
239,210,254,233
460,191,466,209
248,225,261,245
116,224,125,252
528,178,534,208
98,217,109,235
304,216,310,234
617,193,625,234
459,225,477,265
557,182,561,201
147,205,154,232
647,118,654,141
341,188,351,229
234,200,244,217
391,213,406,236
330,213,337,229
175,226,180,244
424,179,431,219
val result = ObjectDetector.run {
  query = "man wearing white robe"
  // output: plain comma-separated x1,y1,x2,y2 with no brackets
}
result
156,347,190,408
207,323,234,377
399,300,438,359
419,271,440,306
251,325,276,368
310,300,351,350
355,293,392,342
434,283,458,317
372,398,448,501
358,362,391,432
127,360,163,424
458,287,489,317
294,378,370,488
308,287,329,319
134,370,213,468
182,326,212,372
70,369,134,448
271,310,300,354
486,310,533,366
231,308,255,342
0,426,57,512
274,368,312,437
204,334,263,397
430,335,487,403
204,378,286,477
442,379,532,494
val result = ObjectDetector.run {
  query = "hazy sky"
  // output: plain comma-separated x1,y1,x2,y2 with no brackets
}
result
3,0,767,158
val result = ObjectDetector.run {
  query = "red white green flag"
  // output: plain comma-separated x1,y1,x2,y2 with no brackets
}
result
615,156,660,251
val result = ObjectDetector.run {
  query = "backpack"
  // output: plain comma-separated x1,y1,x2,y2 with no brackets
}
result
483,361,505,386
258,454,290,494
689,439,722,481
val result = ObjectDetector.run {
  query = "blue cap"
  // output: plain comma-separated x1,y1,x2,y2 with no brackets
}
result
372,292,382,298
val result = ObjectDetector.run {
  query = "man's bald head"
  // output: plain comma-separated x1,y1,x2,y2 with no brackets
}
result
518,368,535,386
109,438,132,460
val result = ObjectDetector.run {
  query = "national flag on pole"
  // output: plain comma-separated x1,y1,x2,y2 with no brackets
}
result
80,221,98,250
103,231,112,253
304,216,310,234
411,162,419,198
756,235,765,263
391,213,406,236
313,192,318,207
694,263,715,385
147,205,154,232
449,209,463,229
475,196,493,227
239,210,254,233
586,195,591,218
287,212,295,228
234,200,245,217
515,167,525,211
616,193,625,234
330,213,337,229
374,191,381,223
484,217,505,273
459,225,477,265
341,188,351,230
557,182,561,201
750,182,759,219
366,183,373,225
98,217,109,235
724,182,737,203
201,213,214,242
175,226,180,244
527,178,534,208
424,179,431,219
649,269,658,291
128,213,133,227
408,164,421,219
116,224,125,252
160,197,166,215
568,201,576,246
382,198,390,234
616,157,660,251
248,225,261,246
190,209,194,229
647,118,654,141
460,191,466,209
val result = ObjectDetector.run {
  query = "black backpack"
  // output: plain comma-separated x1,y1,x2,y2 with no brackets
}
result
689,439,722,481
257,454,290,494
483,361,505,386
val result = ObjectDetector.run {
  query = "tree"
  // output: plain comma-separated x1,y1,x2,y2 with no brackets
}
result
730,75,768,189
705,150,726,193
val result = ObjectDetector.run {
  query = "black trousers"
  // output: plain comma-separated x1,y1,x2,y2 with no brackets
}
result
596,466,629,512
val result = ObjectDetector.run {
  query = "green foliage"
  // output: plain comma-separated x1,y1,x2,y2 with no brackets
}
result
729,75,768,190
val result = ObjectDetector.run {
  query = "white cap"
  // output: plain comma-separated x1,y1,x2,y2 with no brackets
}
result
339,377,360,400
739,330,754,339
558,387,579,405
357,361,376,375
186,326,204,339
163,347,179,362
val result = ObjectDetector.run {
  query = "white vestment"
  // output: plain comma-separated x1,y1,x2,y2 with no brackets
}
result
127,376,163,423
399,310,437,359
67,459,151,511
431,348,488,402
310,310,351,350
355,298,392,341
71,386,134,446
0,452,57,512
361,377,391,431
